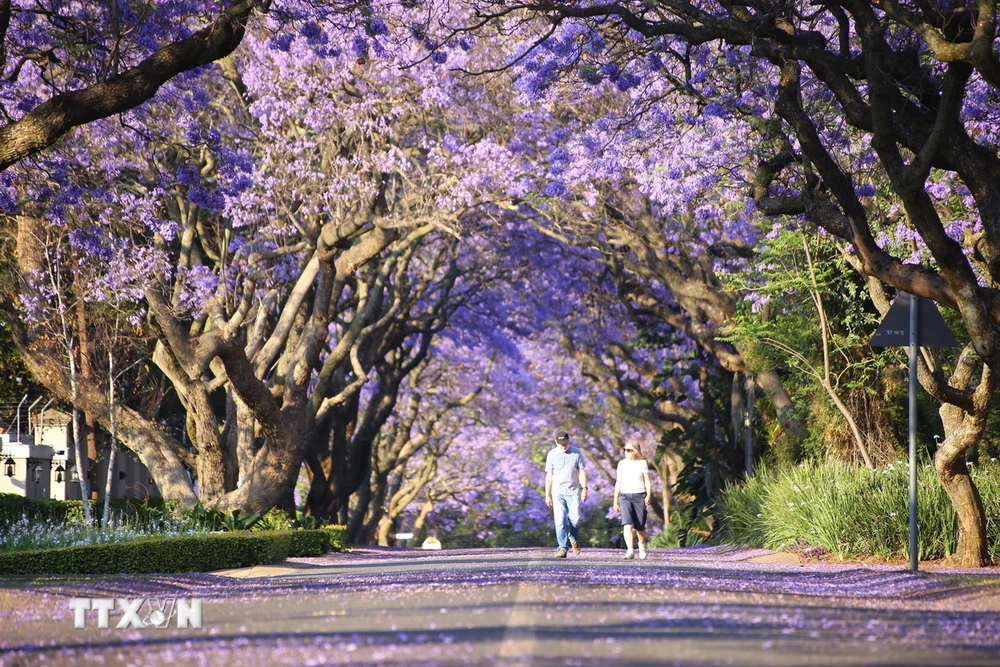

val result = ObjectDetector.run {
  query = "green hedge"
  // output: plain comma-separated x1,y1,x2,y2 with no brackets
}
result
290,525,343,556
0,493,170,526
0,526,347,576
0,493,74,526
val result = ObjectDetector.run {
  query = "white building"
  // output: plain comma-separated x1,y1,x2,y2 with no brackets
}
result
0,398,161,502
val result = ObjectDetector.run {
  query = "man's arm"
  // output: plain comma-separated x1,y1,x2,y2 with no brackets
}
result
545,470,553,507
578,465,588,501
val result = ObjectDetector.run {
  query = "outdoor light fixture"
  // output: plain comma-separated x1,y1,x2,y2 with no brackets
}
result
28,459,41,484
4,457,13,478
68,463,79,482
55,464,65,483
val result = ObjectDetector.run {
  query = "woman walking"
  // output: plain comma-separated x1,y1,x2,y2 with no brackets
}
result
613,441,652,560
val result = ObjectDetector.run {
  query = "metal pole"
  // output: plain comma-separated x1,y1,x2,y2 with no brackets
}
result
38,399,54,442
14,394,27,442
745,374,754,476
25,397,42,435
908,294,919,572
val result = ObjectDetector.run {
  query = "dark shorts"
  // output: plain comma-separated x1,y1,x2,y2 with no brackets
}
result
620,493,648,530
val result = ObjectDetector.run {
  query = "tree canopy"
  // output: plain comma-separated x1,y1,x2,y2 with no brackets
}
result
3,0,1000,565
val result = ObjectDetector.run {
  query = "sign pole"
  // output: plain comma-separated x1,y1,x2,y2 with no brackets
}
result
908,295,919,572
745,374,754,476
871,290,957,572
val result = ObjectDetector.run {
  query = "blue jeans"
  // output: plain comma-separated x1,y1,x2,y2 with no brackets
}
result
552,493,581,549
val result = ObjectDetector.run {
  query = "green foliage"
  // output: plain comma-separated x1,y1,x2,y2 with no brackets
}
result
293,510,329,530
718,461,1000,561
182,503,261,532
256,507,294,531
0,493,171,528
0,493,75,527
0,531,288,575
578,512,626,548
722,229,922,466
0,510,202,553
476,523,550,548
640,352,746,548
0,321,46,402
647,504,714,549
0,527,347,576
291,525,347,556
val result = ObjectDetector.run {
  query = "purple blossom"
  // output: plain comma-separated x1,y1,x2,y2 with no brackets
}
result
300,21,327,46
352,35,369,59
269,33,294,52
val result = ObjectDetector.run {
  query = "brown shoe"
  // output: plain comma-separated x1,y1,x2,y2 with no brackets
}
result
555,548,568,558
570,541,581,556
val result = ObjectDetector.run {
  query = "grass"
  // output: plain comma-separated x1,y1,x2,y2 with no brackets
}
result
719,460,1000,562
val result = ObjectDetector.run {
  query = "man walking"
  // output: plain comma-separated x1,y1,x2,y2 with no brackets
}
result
545,432,588,558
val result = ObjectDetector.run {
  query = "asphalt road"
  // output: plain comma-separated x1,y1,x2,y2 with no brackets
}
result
2,545,1000,666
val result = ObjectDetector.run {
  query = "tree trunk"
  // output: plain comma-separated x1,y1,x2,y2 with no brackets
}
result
102,349,118,529
376,515,394,547
754,369,804,441
411,500,434,541
931,358,995,568
822,380,875,470
75,292,99,500
659,455,672,525
935,451,988,567
14,215,196,505
188,387,227,503
936,397,990,567
346,479,371,543
211,432,302,515
731,373,744,453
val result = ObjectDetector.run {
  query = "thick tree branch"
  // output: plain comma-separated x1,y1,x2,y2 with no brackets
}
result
0,0,10,74
0,0,267,172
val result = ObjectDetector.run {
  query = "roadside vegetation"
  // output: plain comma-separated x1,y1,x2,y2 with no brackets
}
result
0,495,345,575
719,461,1000,562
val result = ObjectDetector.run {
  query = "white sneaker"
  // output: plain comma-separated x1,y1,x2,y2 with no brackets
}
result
638,548,647,560
623,550,634,560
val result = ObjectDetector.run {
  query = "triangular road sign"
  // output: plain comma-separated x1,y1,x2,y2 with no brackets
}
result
870,292,958,348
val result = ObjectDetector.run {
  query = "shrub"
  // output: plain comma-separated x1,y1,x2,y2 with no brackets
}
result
718,460,1000,561
0,494,74,526
256,507,294,532
181,504,262,532
647,505,714,549
0,513,200,553
0,494,171,528
293,510,329,530
0,528,346,576
289,526,345,556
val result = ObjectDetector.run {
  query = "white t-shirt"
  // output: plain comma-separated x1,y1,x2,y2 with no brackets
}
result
616,458,649,494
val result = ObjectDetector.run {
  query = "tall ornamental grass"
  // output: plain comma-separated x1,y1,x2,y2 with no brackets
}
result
719,460,1000,561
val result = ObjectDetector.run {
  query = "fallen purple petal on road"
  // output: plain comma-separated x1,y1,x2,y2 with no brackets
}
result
1,547,999,666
